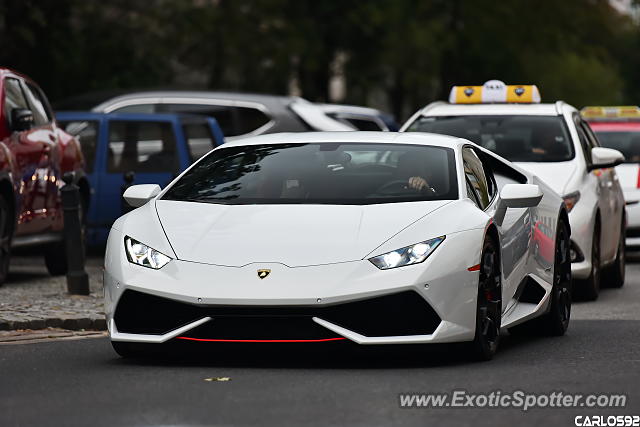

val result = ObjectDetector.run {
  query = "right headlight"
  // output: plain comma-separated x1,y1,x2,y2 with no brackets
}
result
369,236,445,270
124,236,172,269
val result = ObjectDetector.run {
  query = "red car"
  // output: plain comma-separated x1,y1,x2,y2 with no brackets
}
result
0,68,88,284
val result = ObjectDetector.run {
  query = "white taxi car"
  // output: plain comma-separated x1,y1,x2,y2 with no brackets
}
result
401,80,626,299
583,106,640,247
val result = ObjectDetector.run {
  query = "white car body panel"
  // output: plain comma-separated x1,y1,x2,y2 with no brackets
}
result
105,132,565,346
613,163,640,245
401,102,626,280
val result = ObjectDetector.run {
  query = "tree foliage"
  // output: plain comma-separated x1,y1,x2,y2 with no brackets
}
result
0,0,638,120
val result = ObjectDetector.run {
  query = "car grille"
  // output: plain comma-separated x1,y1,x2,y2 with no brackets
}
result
114,289,442,340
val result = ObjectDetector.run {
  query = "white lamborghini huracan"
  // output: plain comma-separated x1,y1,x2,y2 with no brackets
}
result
104,132,571,360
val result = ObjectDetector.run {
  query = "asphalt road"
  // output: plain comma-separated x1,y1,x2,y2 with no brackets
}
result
2,259,640,426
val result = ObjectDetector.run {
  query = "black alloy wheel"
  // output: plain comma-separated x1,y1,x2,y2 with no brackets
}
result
471,237,502,361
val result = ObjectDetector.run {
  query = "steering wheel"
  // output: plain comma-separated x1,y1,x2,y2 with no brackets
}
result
375,179,437,196
375,180,413,195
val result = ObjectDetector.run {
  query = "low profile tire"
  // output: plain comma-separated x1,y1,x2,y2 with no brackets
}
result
538,220,572,336
0,196,13,286
603,218,625,288
579,219,601,301
469,236,502,361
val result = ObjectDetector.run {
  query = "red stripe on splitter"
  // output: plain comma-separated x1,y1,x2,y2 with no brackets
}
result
175,337,347,343
467,264,481,271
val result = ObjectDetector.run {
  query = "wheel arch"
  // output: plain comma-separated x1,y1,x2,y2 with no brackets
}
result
484,222,501,269
558,207,571,236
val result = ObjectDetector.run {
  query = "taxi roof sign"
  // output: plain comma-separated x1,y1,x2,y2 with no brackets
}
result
449,80,541,104
581,106,640,121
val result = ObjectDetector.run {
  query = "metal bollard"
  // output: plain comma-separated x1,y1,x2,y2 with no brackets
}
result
121,171,135,215
61,172,90,295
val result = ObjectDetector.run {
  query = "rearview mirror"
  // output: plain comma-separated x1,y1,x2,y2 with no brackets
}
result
11,108,34,132
123,184,161,208
494,184,542,225
589,147,624,170
500,184,543,208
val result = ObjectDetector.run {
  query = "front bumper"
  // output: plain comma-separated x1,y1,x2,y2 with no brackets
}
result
104,227,485,345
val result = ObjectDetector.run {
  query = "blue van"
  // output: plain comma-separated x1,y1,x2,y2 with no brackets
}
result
56,112,224,245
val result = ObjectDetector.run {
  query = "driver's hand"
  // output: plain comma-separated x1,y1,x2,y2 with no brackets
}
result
408,176,429,191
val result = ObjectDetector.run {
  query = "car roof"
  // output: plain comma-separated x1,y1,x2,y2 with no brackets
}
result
93,91,297,110
219,131,466,149
417,101,576,117
316,103,386,116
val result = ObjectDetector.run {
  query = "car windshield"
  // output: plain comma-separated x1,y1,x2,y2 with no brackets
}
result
592,131,640,163
162,143,458,205
406,115,574,162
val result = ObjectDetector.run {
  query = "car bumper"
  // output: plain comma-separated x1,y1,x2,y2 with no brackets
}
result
104,227,485,345
568,204,595,280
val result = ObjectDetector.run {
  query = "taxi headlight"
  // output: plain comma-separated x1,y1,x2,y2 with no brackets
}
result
562,191,581,213
369,236,445,270
124,236,171,269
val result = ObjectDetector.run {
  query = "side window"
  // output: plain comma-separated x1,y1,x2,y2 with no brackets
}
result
462,147,490,209
342,117,382,131
327,113,383,131
234,106,271,135
23,83,51,125
581,121,601,148
112,104,155,114
574,118,593,164
158,103,236,137
107,121,178,173
466,177,481,206
59,121,99,173
182,122,215,162
3,78,29,128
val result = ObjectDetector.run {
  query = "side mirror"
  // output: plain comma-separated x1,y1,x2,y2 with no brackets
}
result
500,184,543,208
589,147,624,170
494,184,542,225
11,108,34,132
123,184,161,208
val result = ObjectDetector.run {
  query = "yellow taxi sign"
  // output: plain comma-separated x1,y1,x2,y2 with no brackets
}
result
449,80,541,104
580,106,640,120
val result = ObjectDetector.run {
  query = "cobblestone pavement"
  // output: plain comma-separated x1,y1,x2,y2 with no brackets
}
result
0,255,105,331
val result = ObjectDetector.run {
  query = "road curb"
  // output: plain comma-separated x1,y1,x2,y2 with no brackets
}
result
0,317,106,331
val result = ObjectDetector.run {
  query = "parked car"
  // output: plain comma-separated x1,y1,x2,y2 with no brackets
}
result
582,106,640,247
56,112,224,246
316,103,400,131
91,92,354,140
401,80,626,300
0,68,87,282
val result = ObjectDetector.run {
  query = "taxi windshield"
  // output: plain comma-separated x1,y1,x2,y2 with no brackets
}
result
407,115,574,162
593,131,640,163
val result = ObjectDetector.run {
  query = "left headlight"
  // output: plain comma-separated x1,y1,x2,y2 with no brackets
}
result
124,236,172,269
369,236,445,270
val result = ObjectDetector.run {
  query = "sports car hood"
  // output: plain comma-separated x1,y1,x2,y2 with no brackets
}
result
514,161,577,195
155,200,451,267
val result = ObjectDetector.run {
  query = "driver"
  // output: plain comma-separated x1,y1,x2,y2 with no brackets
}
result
531,124,566,158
